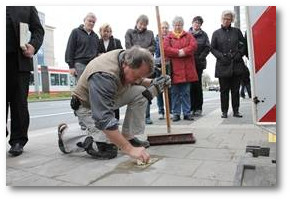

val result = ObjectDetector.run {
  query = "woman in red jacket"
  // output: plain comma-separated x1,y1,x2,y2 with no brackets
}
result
164,16,198,121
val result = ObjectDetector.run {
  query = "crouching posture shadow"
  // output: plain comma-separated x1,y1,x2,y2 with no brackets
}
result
58,47,170,163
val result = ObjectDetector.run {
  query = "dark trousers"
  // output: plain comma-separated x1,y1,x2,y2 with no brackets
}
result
240,83,252,98
6,53,30,146
190,69,203,112
114,109,120,120
219,76,241,114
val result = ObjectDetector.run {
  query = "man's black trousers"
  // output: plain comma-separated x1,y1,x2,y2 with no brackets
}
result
6,53,30,146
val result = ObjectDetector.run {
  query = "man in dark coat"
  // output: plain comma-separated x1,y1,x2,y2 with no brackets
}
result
6,6,44,156
65,12,99,81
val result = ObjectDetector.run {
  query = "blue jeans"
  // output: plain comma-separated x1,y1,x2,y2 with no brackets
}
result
171,83,191,116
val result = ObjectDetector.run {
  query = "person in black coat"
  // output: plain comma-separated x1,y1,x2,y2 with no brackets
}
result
65,12,99,81
98,23,123,54
240,31,252,99
6,6,44,156
98,23,123,120
65,12,99,131
211,10,246,118
188,16,210,117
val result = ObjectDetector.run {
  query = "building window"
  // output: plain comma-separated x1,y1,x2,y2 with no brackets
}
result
60,74,68,86
50,73,60,86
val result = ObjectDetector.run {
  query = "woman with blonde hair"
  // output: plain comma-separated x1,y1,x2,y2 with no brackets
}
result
98,23,123,120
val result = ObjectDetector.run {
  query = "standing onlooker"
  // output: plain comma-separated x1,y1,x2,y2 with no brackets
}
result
65,12,99,130
125,14,156,124
240,31,252,99
188,16,210,117
65,12,99,81
164,16,198,122
211,10,246,118
98,23,123,120
155,21,171,120
240,66,252,99
6,6,44,156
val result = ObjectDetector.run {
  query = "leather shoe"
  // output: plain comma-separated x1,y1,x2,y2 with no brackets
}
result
8,143,23,156
233,112,243,118
184,115,194,121
129,137,150,148
221,112,228,118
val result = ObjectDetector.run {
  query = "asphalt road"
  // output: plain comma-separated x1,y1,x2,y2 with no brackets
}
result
7,91,220,133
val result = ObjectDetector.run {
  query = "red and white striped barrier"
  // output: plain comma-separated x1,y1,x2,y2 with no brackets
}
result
246,6,276,124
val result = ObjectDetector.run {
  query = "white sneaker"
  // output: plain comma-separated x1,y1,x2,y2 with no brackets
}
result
158,114,165,120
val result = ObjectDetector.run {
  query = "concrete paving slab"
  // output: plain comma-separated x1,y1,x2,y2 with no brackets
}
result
192,160,238,182
6,97,275,186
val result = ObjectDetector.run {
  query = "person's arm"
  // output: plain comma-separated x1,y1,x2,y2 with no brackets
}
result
147,31,156,54
104,129,150,163
65,30,77,69
163,35,179,58
199,31,211,59
181,33,198,56
27,6,44,54
116,38,123,49
23,6,44,58
125,29,133,49
210,30,224,59
88,73,150,162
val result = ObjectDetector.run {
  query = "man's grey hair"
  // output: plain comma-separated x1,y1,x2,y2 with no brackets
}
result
172,16,184,26
84,12,96,22
124,46,154,73
221,10,235,22
136,14,149,25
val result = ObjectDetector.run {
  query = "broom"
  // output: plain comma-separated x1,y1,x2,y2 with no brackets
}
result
147,6,196,145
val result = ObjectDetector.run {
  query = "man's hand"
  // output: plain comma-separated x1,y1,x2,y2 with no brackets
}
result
22,43,35,58
70,68,77,77
128,146,150,164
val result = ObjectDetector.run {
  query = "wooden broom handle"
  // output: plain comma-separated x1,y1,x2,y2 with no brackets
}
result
155,6,171,133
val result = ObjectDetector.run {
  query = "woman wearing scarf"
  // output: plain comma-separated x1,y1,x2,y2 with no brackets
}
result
164,16,198,122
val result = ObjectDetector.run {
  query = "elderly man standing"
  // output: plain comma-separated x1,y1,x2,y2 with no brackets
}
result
58,47,170,163
65,12,99,81
65,12,99,130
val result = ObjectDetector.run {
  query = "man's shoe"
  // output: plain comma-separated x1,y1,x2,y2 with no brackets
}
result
221,112,228,118
184,115,194,121
172,115,180,122
95,142,118,159
233,112,243,118
78,136,118,159
145,118,153,124
129,137,150,148
8,143,23,156
57,123,71,154
158,113,165,120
